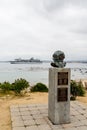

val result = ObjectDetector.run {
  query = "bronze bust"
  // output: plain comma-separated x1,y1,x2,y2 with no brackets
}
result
51,50,66,68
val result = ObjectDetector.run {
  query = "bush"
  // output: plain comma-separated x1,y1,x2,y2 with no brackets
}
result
30,82,48,92
70,80,85,100
77,80,86,96
0,82,12,93
12,78,29,95
70,80,78,97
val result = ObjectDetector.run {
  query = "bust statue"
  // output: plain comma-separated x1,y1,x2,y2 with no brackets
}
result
51,50,66,68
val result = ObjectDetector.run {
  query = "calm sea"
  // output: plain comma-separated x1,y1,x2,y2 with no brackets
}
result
0,62,87,85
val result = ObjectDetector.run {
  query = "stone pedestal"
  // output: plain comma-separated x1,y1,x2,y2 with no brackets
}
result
48,68,70,124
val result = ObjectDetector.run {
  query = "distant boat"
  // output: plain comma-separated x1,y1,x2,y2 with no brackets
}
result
10,57,43,64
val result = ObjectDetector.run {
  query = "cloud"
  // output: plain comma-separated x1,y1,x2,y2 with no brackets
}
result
0,0,87,60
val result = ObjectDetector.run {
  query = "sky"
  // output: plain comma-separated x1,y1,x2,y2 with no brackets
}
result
0,0,87,61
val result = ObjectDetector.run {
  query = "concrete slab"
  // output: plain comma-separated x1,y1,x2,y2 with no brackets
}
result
10,101,87,130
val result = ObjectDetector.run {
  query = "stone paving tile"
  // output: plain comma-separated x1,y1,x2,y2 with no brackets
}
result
52,125,64,130
80,119,87,125
75,114,86,120
62,123,73,129
20,111,30,116
10,101,87,130
71,110,79,116
44,116,64,130
26,126,39,130
11,116,23,122
70,116,79,123
24,119,35,126
19,108,29,112
12,121,24,127
10,108,19,112
35,118,48,125
11,111,21,116
12,127,26,130
29,110,41,115
38,124,51,130
39,109,48,114
63,128,77,130
22,115,33,120
76,126,87,130
32,114,43,119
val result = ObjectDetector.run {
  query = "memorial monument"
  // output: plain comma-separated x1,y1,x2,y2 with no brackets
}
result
48,50,70,124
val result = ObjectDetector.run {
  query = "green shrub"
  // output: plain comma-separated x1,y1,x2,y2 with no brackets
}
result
77,80,85,96
0,82,12,93
70,80,85,100
70,80,78,97
12,78,29,95
30,82,48,92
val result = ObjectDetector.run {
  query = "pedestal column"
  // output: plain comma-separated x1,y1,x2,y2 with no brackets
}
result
48,68,71,124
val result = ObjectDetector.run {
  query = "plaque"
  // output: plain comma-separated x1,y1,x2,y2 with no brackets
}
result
58,72,68,85
57,88,68,102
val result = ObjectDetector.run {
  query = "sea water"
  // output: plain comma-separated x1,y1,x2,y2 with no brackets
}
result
0,62,87,85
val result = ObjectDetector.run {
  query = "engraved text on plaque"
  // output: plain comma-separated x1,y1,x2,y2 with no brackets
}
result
58,72,68,85
57,88,68,102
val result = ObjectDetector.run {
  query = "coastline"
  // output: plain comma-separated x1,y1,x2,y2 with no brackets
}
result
0,62,87,85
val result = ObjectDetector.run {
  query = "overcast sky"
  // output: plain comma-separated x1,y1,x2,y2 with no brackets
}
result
0,0,87,61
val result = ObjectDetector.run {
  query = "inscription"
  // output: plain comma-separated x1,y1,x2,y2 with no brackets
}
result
57,88,68,102
58,72,68,85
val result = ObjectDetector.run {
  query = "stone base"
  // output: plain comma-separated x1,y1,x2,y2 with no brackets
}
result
48,102,70,125
48,68,70,124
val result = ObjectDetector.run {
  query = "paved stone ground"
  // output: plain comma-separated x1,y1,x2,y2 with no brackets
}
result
10,101,87,130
